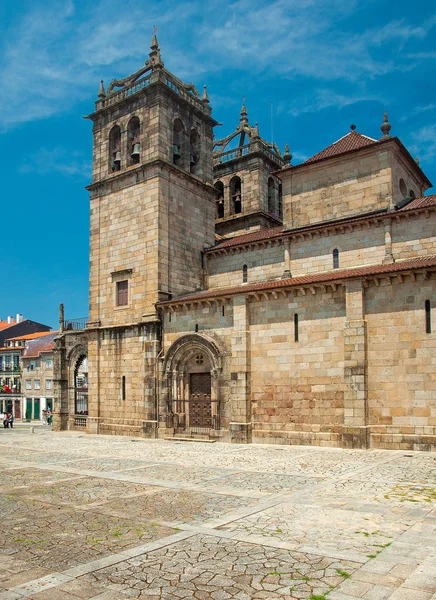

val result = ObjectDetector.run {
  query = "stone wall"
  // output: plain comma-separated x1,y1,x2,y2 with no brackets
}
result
282,147,393,229
366,275,436,450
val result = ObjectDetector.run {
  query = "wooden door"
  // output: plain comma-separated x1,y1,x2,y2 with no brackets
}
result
189,373,212,427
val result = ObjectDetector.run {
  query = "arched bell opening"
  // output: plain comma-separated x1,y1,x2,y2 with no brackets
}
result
190,129,201,175
162,334,222,432
109,125,121,172
127,116,141,166
215,181,224,219
172,119,185,168
230,175,242,215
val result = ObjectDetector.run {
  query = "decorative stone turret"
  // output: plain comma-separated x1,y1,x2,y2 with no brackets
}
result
380,111,391,139
213,103,285,238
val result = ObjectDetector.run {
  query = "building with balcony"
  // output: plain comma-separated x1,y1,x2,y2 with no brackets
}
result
20,332,57,420
0,318,52,418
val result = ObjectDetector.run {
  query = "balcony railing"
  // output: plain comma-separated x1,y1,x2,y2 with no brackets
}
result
72,415,87,428
0,366,21,373
63,318,88,331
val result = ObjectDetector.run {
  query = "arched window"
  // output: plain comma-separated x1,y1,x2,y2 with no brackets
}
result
409,189,416,200
215,181,224,219
173,119,185,167
127,117,141,166
268,177,275,213
242,264,248,283
190,129,200,175
333,248,339,269
109,125,121,172
74,355,88,415
230,176,242,214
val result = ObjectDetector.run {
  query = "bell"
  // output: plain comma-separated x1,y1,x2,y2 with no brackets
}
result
131,143,141,160
190,153,197,166
113,151,121,170
173,144,181,160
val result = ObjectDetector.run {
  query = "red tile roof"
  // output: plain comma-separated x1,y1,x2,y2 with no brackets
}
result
304,131,378,164
0,321,15,331
7,331,55,342
22,333,58,358
399,195,436,210
210,226,284,250
159,255,436,305
205,196,436,253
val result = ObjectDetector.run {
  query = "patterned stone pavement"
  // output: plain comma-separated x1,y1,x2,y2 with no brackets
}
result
0,427,433,599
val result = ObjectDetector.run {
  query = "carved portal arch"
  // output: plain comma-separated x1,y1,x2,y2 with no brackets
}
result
162,334,223,431
67,344,88,416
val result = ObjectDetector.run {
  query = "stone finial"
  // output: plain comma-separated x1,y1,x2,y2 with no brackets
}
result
148,28,163,67
59,303,64,334
98,80,106,99
202,85,209,103
380,111,391,139
415,156,420,165
350,124,356,131
240,102,248,126
252,122,260,139
283,143,292,164
150,29,159,51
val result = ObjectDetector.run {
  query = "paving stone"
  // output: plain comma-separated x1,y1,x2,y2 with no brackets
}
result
0,430,434,600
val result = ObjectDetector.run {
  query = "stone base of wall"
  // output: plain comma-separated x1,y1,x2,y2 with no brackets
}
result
229,422,252,444
52,411,69,432
370,433,436,452
60,418,436,451
252,429,341,447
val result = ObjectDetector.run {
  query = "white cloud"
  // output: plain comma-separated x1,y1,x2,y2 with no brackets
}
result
410,124,436,165
20,147,91,178
0,1,435,128
286,88,383,117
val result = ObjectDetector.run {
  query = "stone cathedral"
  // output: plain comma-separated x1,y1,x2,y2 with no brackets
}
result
54,36,436,451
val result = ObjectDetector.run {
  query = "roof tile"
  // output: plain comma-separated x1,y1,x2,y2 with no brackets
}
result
305,131,378,164
159,255,436,305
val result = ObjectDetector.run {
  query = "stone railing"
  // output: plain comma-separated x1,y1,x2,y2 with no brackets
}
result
214,141,284,166
72,415,87,429
104,75,152,107
63,318,88,331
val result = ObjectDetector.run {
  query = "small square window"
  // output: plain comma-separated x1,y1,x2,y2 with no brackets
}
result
34,379,40,390
46,379,53,390
46,358,53,369
26,380,31,390
116,280,128,306
30,362,35,371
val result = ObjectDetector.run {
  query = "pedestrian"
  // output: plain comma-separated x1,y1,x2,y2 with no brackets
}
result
3,413,9,428
42,409,47,425
9,414,14,429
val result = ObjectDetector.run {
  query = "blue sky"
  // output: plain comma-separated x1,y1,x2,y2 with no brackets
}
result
0,0,435,329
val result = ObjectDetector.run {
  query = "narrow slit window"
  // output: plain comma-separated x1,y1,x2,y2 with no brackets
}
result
333,248,339,269
169,312,172,323
294,313,299,342
222,305,225,316
122,376,126,400
425,299,431,333
242,264,248,283
195,324,199,332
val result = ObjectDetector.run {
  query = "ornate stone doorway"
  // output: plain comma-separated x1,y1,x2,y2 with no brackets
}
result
162,334,222,434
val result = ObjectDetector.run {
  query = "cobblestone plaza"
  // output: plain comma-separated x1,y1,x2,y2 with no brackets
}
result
0,426,435,599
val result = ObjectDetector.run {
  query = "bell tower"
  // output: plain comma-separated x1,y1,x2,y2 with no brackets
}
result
84,35,218,436
213,104,288,238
